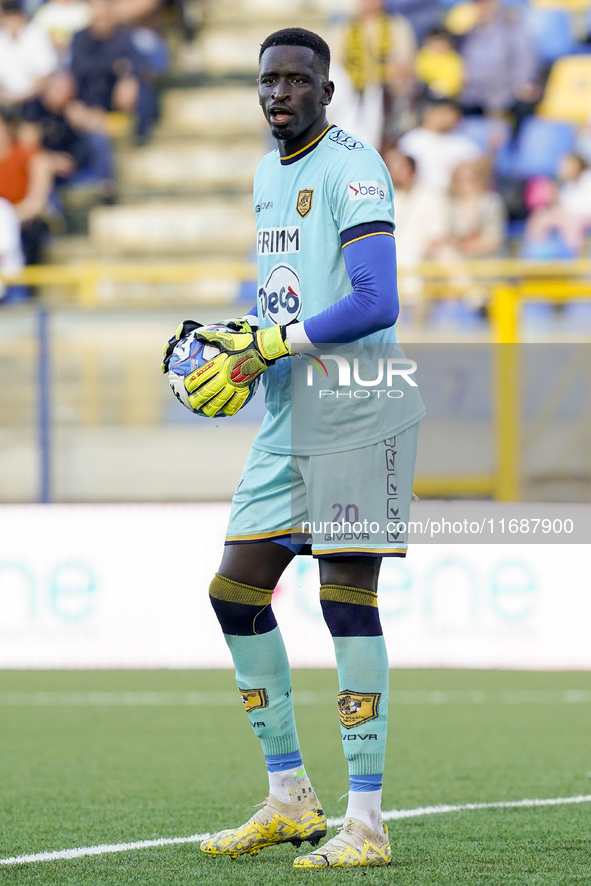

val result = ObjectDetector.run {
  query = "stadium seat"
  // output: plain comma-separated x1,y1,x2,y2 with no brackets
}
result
458,117,511,152
531,0,590,12
520,231,577,259
523,8,576,64
537,56,591,125
495,117,576,178
562,301,591,331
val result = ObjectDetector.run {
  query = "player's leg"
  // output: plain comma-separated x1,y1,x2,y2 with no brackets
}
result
201,452,326,859
293,554,391,869
212,540,306,790
292,427,419,869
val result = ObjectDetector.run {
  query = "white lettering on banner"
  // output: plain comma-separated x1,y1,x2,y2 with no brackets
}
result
307,357,417,387
0,504,590,669
257,226,300,255
348,181,386,203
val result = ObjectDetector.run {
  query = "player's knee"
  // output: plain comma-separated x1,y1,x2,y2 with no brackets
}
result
209,573,277,635
319,584,383,637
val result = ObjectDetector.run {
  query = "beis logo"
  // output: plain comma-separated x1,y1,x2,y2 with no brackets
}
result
348,181,386,203
259,263,302,324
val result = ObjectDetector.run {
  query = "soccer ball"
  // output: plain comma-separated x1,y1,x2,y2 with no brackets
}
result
168,325,259,417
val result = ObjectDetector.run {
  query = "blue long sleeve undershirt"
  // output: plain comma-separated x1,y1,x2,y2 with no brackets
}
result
247,222,398,345
305,223,398,344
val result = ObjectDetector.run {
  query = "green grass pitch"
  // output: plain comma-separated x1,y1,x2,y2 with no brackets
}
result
0,668,590,884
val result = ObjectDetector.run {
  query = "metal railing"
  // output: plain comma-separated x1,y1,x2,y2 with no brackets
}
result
3,259,591,502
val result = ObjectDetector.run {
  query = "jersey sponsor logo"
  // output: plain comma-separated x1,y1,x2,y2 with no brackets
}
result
329,128,364,150
239,687,268,713
348,181,386,203
259,263,302,324
337,690,381,729
296,188,314,218
257,226,300,255
255,201,273,212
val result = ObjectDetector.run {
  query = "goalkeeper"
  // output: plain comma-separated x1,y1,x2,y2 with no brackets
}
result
162,27,424,870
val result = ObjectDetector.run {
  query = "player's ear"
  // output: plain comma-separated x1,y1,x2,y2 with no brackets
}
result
322,80,335,106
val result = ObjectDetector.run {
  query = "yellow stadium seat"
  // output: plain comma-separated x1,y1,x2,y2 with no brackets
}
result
104,112,133,139
445,1,479,35
532,0,590,11
537,56,591,125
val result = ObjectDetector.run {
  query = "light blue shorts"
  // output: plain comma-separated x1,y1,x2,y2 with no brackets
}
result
225,423,419,557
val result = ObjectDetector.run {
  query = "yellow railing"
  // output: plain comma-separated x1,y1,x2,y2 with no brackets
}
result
3,260,591,501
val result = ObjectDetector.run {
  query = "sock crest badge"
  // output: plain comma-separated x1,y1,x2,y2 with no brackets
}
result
337,690,380,729
239,687,268,713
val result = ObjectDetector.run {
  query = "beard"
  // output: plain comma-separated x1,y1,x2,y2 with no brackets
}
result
269,123,296,141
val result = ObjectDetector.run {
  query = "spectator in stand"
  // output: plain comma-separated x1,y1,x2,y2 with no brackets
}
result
0,109,53,265
69,0,156,142
429,159,505,260
383,145,448,266
523,154,591,258
21,70,115,192
330,0,417,147
460,0,540,134
387,0,441,45
415,28,463,101
0,0,58,106
398,98,481,191
0,196,27,303
33,0,90,62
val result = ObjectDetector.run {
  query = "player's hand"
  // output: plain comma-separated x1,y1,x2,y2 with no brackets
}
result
218,317,259,333
161,320,202,373
185,325,291,417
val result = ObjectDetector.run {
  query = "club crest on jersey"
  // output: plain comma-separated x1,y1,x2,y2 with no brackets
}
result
239,687,268,713
259,263,302,324
296,188,314,218
337,690,380,729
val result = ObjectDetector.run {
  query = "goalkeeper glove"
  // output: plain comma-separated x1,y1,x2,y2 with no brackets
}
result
185,324,291,417
161,319,202,374
160,317,257,374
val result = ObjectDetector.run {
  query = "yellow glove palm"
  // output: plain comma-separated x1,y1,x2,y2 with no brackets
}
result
186,325,291,417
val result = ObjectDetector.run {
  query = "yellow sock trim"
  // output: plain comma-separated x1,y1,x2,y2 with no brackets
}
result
319,584,378,608
209,573,274,606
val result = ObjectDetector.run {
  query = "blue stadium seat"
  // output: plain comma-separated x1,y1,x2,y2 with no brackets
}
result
458,116,510,152
562,301,591,331
495,118,576,179
440,0,528,5
523,8,577,64
521,302,556,332
520,230,576,260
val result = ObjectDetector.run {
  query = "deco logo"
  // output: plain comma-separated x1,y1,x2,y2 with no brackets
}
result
258,263,302,324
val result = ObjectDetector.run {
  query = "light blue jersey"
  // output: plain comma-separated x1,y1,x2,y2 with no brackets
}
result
252,124,425,456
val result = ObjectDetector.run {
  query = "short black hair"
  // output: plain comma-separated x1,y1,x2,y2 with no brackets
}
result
2,0,24,13
259,28,330,77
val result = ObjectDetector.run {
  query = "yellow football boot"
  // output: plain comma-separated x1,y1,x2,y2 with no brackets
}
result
200,792,327,860
292,817,391,869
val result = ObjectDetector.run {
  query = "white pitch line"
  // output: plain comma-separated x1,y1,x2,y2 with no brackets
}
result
1,795,590,867
0,689,590,706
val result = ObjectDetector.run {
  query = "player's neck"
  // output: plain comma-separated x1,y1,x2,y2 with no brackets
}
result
276,114,330,159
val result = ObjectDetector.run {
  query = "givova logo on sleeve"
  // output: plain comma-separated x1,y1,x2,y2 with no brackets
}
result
348,181,386,203
258,263,302,324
